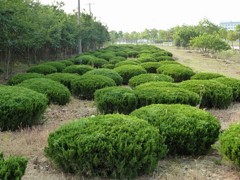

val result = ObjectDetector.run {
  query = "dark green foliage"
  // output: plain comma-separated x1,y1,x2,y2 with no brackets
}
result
94,87,138,114
115,60,140,67
0,153,28,179
179,80,233,109
134,86,200,108
0,68,3,74
128,51,139,58
59,60,74,66
131,104,221,155
157,64,195,82
8,73,45,85
191,72,224,80
0,86,48,131
140,62,161,73
27,65,57,75
72,74,116,100
219,123,240,167
138,54,174,63
17,78,71,105
46,73,80,92
109,56,126,65
129,73,174,87
45,114,167,178
73,55,96,64
85,68,123,85
102,64,115,69
42,62,66,72
115,51,128,58
95,52,116,61
63,65,94,75
114,65,147,84
213,77,240,101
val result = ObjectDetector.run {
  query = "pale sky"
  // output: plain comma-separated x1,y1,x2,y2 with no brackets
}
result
39,0,240,32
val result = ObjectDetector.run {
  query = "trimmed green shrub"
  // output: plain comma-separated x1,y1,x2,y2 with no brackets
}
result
96,52,116,61
0,86,48,131
45,114,167,178
134,86,200,107
179,80,233,109
42,62,66,72
128,51,139,58
157,64,195,82
114,65,147,84
137,54,156,63
219,123,240,167
94,87,138,114
0,153,28,179
59,60,74,66
213,77,240,101
115,60,140,67
191,72,224,80
85,68,123,85
63,65,94,75
158,60,180,66
17,78,71,105
115,51,128,58
8,73,45,85
109,56,126,65
102,63,115,69
89,58,109,68
73,55,96,64
140,62,161,73
27,64,57,75
131,104,221,155
129,73,174,87
46,73,80,92
135,82,178,90
72,74,116,100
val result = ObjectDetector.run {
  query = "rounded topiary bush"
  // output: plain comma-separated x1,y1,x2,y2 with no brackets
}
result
191,72,224,80
46,73,80,92
131,104,221,155
219,123,240,167
8,73,45,85
140,62,161,73
134,86,200,108
0,153,28,179
94,87,138,114
27,65,57,75
42,62,66,72
72,74,116,100
59,60,74,66
157,64,195,82
135,81,178,89
179,80,233,109
63,65,94,75
129,73,174,88
115,60,140,67
0,86,48,131
213,77,240,102
102,63,115,69
114,65,147,84
45,114,167,178
17,78,71,105
85,68,123,85
73,55,96,65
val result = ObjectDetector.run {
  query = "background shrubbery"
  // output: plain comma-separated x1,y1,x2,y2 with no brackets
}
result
45,114,167,178
0,86,48,131
131,104,221,155
63,65,94,75
27,64,57,75
8,73,45,85
191,72,224,80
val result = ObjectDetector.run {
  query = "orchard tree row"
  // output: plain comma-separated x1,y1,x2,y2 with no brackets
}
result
110,19,240,53
0,0,109,78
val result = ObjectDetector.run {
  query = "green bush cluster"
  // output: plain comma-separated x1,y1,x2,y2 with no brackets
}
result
8,73,45,85
115,60,140,67
179,80,233,109
114,65,147,84
59,59,74,66
131,104,221,155
134,86,200,108
219,123,240,167
0,86,48,131
42,61,66,72
0,153,28,179
85,68,123,85
135,81,178,89
45,114,167,178
17,78,71,105
72,74,116,100
129,73,174,87
157,64,195,82
74,55,108,67
140,62,161,73
191,72,224,80
46,73,80,92
213,77,240,102
27,64,57,75
102,63,115,69
63,65,94,75
109,56,126,65
94,87,138,114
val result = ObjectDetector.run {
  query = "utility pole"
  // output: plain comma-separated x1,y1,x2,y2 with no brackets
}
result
78,0,82,54
86,3,93,15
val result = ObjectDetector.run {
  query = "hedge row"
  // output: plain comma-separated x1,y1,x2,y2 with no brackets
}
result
8,73,45,85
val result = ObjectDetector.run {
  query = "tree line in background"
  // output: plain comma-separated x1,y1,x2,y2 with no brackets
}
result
0,0,109,78
110,18,240,53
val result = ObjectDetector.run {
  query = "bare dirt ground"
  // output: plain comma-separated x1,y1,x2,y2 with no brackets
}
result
1,46,240,179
